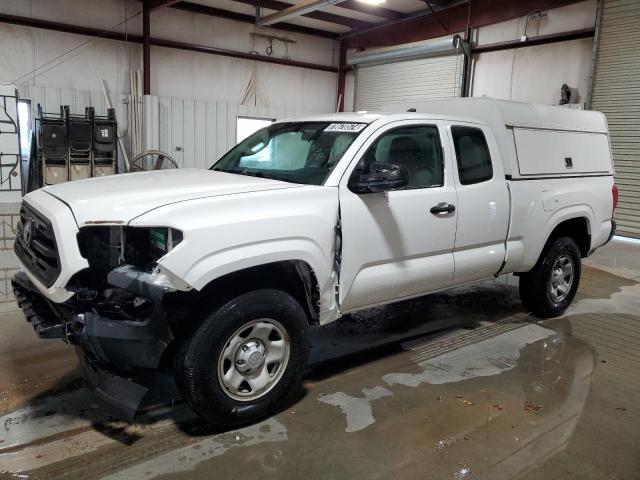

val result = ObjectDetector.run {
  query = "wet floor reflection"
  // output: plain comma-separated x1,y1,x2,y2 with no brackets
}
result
1,265,639,479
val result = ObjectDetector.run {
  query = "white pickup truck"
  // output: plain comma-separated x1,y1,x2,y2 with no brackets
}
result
13,98,616,426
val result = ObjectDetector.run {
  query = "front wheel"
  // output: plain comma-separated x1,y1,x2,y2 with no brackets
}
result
175,289,309,428
519,236,581,318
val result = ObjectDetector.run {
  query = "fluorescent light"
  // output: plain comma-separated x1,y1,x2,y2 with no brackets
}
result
356,0,386,5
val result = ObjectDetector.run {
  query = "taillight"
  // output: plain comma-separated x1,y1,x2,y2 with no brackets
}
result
612,184,619,216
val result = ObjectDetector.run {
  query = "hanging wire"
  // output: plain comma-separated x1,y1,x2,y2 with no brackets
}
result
283,41,291,61
248,34,260,55
12,8,144,85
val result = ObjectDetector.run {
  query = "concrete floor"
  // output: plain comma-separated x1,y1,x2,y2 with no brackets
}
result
1,238,639,480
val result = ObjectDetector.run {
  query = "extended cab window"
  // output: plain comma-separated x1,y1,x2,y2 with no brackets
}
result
355,125,444,189
451,126,493,185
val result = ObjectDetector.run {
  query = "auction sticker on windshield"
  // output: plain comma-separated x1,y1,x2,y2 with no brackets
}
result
324,123,367,132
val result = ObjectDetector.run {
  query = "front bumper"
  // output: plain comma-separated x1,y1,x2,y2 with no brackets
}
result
12,266,175,420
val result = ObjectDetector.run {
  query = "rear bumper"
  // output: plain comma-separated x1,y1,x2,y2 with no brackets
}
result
12,265,175,420
605,219,616,245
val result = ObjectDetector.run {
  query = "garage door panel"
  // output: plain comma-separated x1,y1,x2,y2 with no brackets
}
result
594,0,640,240
354,55,462,111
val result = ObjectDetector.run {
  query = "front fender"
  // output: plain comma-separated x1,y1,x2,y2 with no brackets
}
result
129,185,340,309
169,237,333,293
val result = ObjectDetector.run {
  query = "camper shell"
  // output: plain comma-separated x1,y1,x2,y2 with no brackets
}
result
384,97,614,180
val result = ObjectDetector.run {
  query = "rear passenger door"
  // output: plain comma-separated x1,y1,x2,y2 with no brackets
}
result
447,122,510,284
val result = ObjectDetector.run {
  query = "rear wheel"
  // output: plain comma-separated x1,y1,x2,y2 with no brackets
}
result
175,289,309,428
519,237,581,318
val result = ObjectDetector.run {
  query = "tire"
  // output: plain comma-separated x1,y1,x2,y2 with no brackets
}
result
519,236,581,318
175,289,309,428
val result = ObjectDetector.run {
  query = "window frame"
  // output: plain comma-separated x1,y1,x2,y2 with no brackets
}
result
450,125,494,186
349,123,445,191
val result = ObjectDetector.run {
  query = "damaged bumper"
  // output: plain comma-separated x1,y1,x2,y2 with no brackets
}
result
12,266,175,420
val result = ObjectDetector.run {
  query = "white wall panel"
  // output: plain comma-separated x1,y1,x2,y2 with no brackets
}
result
475,0,597,44
0,0,337,113
144,95,321,169
471,0,597,106
194,101,206,169
471,39,594,105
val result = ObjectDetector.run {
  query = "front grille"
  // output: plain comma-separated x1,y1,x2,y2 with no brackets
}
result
14,202,61,287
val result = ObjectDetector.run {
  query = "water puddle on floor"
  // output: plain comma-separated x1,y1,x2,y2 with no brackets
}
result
0,265,638,479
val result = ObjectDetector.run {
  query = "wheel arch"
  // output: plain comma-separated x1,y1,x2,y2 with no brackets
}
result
515,210,592,274
198,259,322,326
546,216,591,258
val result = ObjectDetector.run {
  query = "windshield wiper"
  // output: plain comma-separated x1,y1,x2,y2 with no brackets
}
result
213,167,301,185
241,170,301,184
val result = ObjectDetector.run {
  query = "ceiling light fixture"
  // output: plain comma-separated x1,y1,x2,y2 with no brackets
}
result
356,0,386,5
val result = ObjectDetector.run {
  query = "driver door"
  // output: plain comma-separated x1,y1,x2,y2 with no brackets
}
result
338,120,458,312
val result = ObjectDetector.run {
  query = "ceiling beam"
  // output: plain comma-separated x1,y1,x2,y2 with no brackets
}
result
232,0,372,29
231,0,405,22
143,1,338,38
151,37,338,71
472,27,595,54
259,0,349,26
343,0,586,48
144,0,182,11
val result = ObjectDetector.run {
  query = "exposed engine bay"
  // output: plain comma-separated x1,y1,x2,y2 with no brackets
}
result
67,226,184,321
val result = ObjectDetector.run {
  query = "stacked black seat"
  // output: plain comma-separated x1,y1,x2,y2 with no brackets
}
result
68,106,93,181
31,104,118,188
37,105,68,185
92,108,117,177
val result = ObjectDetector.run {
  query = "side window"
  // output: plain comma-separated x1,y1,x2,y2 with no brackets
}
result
451,126,493,185
355,125,444,189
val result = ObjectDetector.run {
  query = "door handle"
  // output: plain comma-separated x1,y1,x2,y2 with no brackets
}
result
430,202,456,215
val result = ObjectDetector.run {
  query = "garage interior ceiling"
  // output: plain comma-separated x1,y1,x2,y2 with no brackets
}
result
140,0,465,37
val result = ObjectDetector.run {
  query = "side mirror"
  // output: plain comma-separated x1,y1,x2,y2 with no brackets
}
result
349,162,409,194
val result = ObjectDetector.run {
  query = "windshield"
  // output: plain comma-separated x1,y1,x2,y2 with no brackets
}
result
211,121,367,185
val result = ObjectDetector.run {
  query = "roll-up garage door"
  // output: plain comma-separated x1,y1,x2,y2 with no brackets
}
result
354,54,463,111
591,0,640,238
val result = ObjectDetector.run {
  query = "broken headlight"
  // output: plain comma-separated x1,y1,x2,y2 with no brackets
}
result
123,226,183,271
77,226,183,276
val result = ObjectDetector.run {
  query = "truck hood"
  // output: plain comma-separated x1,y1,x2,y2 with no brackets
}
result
43,169,301,226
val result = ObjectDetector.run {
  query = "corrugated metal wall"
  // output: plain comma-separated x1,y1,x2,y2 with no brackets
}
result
591,0,640,238
143,95,319,169
354,54,463,111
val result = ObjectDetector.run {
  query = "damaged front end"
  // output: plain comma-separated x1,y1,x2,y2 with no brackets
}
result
13,223,191,421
